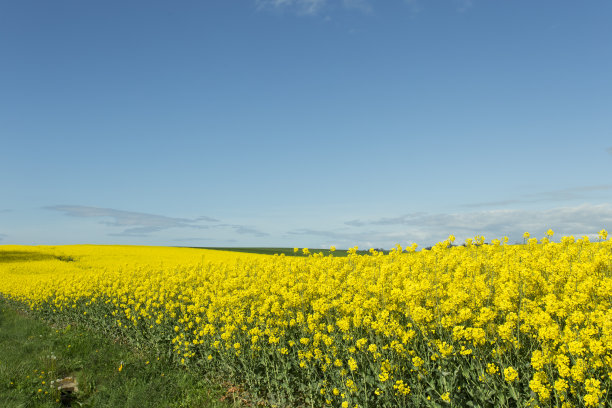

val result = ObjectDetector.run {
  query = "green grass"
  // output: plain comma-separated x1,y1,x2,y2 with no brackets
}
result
0,299,245,408
191,247,385,257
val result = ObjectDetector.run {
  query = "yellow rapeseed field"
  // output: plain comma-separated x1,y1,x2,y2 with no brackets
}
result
1,232,611,407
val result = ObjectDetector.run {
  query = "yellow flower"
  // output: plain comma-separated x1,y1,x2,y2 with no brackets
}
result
348,357,358,372
2,235,612,408
504,366,518,382
441,392,451,403
554,378,568,394
486,363,499,375
393,380,410,395
584,378,603,407
412,356,424,368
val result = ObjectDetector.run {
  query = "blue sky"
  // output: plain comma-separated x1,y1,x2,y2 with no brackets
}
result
1,0,611,248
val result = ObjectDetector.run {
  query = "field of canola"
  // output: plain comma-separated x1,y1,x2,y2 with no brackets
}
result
1,234,611,408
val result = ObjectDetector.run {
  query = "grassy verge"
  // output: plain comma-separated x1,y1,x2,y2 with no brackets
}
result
0,299,244,408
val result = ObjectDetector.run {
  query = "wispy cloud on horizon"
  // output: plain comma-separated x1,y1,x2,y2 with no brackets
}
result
172,237,239,245
46,205,218,237
344,219,366,227
288,227,409,249
45,205,269,239
172,237,216,243
214,224,270,237
330,203,612,247
461,185,612,208
42,203,611,248
234,226,269,237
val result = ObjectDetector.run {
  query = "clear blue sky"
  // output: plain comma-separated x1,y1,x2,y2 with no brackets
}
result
1,0,611,248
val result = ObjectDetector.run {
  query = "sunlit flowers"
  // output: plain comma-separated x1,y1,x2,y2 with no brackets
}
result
504,366,518,382
1,232,611,408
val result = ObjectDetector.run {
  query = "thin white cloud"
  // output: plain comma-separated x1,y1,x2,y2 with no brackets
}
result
402,0,423,13
462,185,612,208
214,223,270,237
607,146,612,155
343,0,372,13
316,203,612,247
46,205,269,239
454,0,474,13
344,219,366,227
288,228,409,248
256,0,473,16
173,237,216,243
256,0,327,15
173,237,240,245
46,205,218,237
234,226,269,237
400,0,473,13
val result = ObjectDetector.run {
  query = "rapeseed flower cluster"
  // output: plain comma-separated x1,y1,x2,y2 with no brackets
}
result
1,233,611,407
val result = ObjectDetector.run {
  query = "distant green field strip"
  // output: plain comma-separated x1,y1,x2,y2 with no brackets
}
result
189,247,379,257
